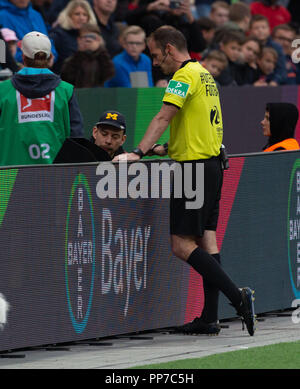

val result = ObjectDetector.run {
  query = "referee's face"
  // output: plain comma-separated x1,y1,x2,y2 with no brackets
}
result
147,38,174,75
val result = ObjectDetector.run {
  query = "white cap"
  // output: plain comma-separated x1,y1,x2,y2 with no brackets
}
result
21,31,51,59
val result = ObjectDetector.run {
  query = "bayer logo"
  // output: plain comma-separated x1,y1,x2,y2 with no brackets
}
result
288,159,300,299
65,173,95,333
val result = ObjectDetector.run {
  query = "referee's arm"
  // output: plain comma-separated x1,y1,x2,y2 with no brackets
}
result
113,103,178,161
138,103,178,154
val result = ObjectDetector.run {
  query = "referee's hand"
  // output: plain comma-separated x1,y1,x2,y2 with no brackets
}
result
146,144,168,157
150,145,167,156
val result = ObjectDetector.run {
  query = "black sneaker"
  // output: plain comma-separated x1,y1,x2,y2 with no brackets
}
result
236,287,256,336
173,317,221,335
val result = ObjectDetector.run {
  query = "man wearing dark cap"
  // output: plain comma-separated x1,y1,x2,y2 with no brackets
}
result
54,110,127,163
91,110,127,159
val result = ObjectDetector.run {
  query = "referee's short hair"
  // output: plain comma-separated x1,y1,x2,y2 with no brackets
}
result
148,25,187,53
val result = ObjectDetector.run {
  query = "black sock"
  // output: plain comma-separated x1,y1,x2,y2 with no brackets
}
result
200,253,220,323
187,247,242,309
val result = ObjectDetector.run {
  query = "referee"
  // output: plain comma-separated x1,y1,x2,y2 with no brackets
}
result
113,25,256,336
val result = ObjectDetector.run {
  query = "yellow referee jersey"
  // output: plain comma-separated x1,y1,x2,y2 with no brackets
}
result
163,60,223,161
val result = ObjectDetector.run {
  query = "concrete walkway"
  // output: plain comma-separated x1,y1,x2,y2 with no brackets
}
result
0,311,299,369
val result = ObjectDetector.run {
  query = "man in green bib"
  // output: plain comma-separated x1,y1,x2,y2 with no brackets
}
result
0,31,84,166
114,25,256,337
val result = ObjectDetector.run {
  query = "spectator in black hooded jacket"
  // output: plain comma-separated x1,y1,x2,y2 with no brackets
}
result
261,102,300,152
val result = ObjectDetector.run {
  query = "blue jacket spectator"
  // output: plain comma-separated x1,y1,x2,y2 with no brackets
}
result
105,50,154,88
265,36,287,85
105,25,153,88
249,14,287,85
0,0,57,63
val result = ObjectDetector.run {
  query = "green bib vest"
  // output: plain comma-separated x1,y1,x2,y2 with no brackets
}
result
0,79,73,166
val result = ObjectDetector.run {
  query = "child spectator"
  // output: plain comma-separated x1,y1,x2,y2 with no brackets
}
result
254,46,278,86
216,30,246,86
241,37,262,68
197,17,217,47
250,0,291,31
235,36,262,85
209,1,230,28
60,23,114,88
201,49,228,79
249,14,287,85
228,2,251,34
105,25,153,88
272,23,300,84
190,17,216,61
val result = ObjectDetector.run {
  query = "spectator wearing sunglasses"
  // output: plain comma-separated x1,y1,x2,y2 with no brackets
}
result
60,23,114,88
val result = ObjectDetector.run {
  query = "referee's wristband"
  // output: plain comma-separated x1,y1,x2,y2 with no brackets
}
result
163,142,168,153
151,143,161,152
131,147,144,158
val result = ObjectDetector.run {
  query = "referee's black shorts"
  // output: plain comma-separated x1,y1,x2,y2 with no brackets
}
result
170,156,223,237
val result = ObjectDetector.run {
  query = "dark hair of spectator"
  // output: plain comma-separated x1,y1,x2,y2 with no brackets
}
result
197,17,217,31
220,30,246,46
272,23,296,37
258,46,278,61
229,2,251,23
243,35,263,56
205,50,228,68
250,14,270,28
24,52,50,68
79,23,101,35
148,26,187,53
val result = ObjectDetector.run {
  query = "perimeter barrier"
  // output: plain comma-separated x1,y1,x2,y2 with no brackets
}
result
0,150,299,351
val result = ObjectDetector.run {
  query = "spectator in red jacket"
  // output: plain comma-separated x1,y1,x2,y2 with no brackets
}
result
250,0,291,31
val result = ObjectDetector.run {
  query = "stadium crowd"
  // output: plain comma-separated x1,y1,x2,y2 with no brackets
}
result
0,0,300,87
